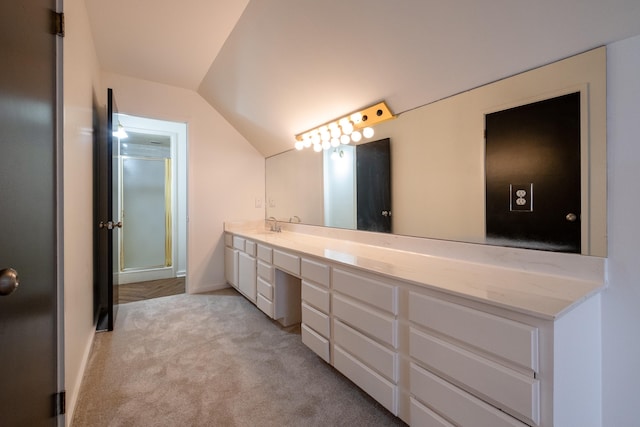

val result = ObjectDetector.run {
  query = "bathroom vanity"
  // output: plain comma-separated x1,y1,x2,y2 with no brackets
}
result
224,221,605,427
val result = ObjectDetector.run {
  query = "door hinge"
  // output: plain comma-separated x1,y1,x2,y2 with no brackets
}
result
54,390,66,415
53,12,65,37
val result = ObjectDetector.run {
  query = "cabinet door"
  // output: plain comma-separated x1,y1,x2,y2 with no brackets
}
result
224,246,238,288
238,252,257,302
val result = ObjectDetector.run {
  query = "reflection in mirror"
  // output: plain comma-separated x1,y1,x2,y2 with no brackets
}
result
265,47,606,256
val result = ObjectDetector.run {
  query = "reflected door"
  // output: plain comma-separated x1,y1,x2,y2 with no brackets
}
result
485,92,581,252
356,138,392,233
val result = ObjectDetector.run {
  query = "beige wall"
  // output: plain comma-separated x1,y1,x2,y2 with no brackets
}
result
63,0,103,422
101,72,265,293
266,148,324,225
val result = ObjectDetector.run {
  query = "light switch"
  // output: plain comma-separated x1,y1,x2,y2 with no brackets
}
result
255,197,262,208
510,183,533,212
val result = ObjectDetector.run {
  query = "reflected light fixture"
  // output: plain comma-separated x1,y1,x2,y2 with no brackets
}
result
294,101,394,151
113,122,128,139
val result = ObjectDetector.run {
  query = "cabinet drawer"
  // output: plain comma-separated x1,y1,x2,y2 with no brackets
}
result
410,397,454,427
332,268,398,315
256,293,273,318
232,236,245,251
302,303,330,338
409,292,538,372
273,249,300,275
301,324,330,363
245,240,256,257
257,277,273,300
301,280,330,313
333,346,398,415
333,294,397,348
257,244,272,263
410,363,529,427
334,319,398,382
410,327,539,426
224,233,233,247
257,260,274,283
301,258,330,287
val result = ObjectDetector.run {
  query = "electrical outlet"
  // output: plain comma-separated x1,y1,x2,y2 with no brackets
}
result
510,183,533,212
255,197,262,208
269,198,276,208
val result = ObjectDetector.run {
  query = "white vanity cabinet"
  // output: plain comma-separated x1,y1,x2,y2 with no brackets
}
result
408,292,538,426
256,258,275,317
222,228,603,427
237,239,257,303
245,243,301,327
224,233,239,289
331,267,400,416
300,258,331,363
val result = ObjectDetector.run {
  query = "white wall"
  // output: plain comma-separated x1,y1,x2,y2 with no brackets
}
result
101,72,265,293
602,33,640,426
62,0,103,422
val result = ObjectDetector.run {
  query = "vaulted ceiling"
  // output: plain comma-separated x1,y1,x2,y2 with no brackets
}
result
86,0,640,157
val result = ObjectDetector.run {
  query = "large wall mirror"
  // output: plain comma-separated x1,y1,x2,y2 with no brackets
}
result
266,47,606,256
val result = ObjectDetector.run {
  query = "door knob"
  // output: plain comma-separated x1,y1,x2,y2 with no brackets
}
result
0,268,19,296
99,221,123,229
566,213,578,222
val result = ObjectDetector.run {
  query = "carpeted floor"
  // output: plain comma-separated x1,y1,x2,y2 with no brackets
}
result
72,288,407,427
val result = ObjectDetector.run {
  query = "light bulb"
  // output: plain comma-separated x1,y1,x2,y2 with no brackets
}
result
340,134,351,145
322,140,331,150
311,133,320,145
320,130,330,142
295,140,304,150
350,112,362,123
351,130,362,142
330,127,341,139
313,143,322,152
363,127,374,138
303,138,312,148
331,138,340,147
341,122,353,135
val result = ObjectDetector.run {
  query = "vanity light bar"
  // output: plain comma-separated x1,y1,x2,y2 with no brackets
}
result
294,101,395,151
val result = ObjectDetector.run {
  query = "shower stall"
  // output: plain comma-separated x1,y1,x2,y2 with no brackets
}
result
114,114,187,285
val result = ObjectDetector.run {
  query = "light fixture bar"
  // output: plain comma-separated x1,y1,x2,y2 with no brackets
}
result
294,101,395,143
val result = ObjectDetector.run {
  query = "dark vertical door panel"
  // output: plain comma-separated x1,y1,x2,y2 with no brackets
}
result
0,0,59,425
356,138,392,233
95,89,118,331
485,92,581,252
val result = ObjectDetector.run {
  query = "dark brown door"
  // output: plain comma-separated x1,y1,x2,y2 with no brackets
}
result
95,89,120,331
356,138,392,233
485,92,581,253
0,0,61,425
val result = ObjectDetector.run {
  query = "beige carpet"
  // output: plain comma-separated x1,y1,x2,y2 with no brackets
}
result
72,288,407,427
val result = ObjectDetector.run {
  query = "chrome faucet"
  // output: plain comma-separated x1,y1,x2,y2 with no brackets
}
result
267,216,281,232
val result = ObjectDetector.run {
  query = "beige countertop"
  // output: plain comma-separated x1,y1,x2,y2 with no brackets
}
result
225,223,605,320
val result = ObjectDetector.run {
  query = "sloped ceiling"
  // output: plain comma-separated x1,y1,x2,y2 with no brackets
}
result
86,0,640,158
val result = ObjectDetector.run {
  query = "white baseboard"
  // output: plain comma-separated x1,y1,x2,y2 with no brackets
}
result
117,267,174,284
66,322,97,427
188,282,229,294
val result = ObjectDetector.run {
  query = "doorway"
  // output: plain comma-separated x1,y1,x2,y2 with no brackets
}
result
114,114,188,301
